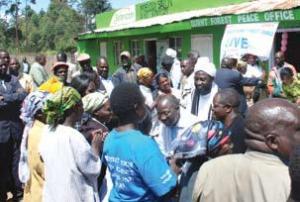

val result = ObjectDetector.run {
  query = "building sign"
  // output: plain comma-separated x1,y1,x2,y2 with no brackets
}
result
110,5,136,27
220,22,278,60
191,9,296,28
139,0,173,20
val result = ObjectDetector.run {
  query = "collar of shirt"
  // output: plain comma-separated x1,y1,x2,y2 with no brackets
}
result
245,150,287,166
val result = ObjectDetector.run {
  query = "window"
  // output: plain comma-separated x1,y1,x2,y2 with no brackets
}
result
130,40,141,57
113,41,122,66
169,37,183,59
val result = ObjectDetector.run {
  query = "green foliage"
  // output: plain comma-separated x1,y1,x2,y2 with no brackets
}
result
0,0,85,53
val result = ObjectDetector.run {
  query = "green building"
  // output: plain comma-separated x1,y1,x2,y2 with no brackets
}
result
77,0,300,73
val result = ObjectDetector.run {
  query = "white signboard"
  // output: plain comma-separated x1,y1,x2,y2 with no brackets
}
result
220,22,278,61
110,5,136,27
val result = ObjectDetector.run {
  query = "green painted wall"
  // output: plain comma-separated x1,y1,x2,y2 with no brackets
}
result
79,8,300,74
95,0,251,29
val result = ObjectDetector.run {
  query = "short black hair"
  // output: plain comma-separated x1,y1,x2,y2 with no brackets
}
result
35,54,46,63
57,52,67,62
280,67,294,80
110,83,145,125
70,74,92,97
216,88,240,111
97,56,108,64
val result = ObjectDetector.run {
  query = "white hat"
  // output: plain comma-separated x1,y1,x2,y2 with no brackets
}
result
195,57,210,67
120,51,131,58
165,48,177,58
77,53,90,62
194,62,216,78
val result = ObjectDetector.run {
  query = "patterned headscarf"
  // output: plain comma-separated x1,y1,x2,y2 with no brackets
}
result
20,91,49,125
19,90,49,184
82,92,108,114
43,87,82,125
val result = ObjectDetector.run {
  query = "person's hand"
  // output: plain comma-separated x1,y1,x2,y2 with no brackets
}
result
168,157,182,176
91,129,104,156
296,98,300,106
0,96,4,101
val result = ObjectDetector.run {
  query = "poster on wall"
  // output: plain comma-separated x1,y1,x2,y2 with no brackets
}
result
220,22,278,61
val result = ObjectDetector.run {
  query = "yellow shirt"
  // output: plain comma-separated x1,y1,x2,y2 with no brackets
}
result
23,120,45,202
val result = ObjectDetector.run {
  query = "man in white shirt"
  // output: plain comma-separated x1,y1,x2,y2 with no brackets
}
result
166,48,181,89
182,61,218,121
244,54,265,79
154,94,198,157
96,57,114,95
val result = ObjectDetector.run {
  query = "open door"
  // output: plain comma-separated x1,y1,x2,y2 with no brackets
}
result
145,40,157,73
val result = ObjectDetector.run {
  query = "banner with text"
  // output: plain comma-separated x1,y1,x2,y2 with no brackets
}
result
220,22,278,61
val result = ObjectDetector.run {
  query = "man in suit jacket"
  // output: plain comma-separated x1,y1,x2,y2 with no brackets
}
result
0,57,27,201
215,57,260,115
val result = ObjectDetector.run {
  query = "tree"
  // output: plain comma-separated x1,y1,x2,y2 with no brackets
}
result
69,0,111,31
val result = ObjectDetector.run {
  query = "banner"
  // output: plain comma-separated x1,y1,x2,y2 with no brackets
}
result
220,22,278,61
110,5,136,27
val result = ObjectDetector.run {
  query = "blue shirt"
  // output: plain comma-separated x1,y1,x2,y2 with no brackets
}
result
102,129,177,202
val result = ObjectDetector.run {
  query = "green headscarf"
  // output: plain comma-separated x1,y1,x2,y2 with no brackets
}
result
43,86,82,126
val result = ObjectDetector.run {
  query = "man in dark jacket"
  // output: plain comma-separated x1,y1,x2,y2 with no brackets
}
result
0,57,27,201
215,57,260,115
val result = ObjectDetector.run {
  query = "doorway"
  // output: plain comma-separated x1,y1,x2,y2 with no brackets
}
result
272,30,300,72
145,40,157,73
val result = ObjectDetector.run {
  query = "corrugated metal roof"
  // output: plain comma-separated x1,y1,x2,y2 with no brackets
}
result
88,0,300,34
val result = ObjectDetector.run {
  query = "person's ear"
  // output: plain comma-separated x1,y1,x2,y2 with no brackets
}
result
224,105,232,113
265,133,279,151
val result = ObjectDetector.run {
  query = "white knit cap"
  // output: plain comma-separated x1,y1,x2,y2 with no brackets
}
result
194,61,216,77
165,48,177,58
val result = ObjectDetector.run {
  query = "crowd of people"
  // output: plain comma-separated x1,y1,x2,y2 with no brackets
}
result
0,47,299,202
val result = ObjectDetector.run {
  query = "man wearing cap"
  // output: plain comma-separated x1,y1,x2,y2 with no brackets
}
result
74,53,95,76
112,51,138,86
52,62,69,85
56,52,79,83
182,61,218,121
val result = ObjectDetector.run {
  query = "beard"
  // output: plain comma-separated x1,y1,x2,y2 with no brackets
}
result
196,82,213,95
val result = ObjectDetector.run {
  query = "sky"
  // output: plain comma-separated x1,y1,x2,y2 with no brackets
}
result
27,0,147,12
0,0,148,18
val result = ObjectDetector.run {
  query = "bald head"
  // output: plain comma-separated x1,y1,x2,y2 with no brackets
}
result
245,98,300,159
156,94,180,126
157,94,179,108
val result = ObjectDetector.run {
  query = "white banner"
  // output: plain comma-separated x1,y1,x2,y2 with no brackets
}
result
110,5,136,27
220,22,278,61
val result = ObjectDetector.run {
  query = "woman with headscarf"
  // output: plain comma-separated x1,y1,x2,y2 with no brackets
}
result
39,87,103,202
19,91,49,202
137,67,155,108
81,92,112,140
81,92,113,202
